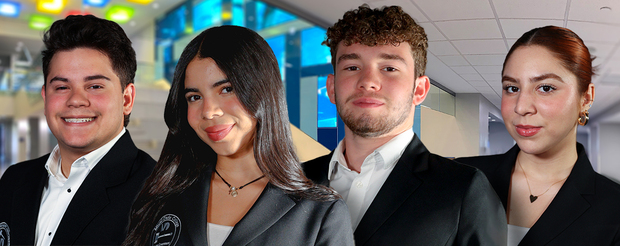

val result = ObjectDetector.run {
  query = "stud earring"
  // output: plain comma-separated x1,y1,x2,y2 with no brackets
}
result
578,110,589,126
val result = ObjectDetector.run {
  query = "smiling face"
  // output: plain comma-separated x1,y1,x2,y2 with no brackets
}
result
327,42,429,138
185,57,257,158
42,48,134,159
501,45,591,155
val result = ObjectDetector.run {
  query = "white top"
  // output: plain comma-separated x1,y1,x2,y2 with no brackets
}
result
35,128,126,246
507,224,530,246
328,129,414,230
207,222,234,246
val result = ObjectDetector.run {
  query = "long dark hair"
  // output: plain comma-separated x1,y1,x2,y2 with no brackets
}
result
124,25,338,245
503,25,594,94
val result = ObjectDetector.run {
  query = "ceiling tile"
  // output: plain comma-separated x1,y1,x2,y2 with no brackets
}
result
452,39,508,55
464,54,506,65
451,66,478,74
419,22,446,41
369,0,429,22
461,73,484,80
468,80,490,86
428,41,459,55
568,0,620,25
437,55,470,66
500,19,564,39
474,65,503,74
492,0,567,19
476,86,495,93
435,20,503,40
587,42,616,60
567,21,620,43
482,73,501,83
414,0,494,21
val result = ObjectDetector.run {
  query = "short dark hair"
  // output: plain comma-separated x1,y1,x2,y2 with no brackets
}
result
41,15,137,126
324,4,428,78
504,25,594,94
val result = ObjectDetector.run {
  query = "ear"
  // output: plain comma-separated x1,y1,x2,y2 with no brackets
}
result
326,74,336,104
41,85,47,115
581,83,595,111
123,83,136,116
413,75,430,106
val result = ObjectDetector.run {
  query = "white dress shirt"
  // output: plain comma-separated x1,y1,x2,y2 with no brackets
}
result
207,223,234,246
35,128,126,246
507,224,529,246
328,129,414,230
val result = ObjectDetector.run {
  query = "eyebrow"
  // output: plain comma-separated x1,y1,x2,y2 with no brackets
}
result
502,73,564,83
183,79,230,94
48,75,111,84
336,53,406,65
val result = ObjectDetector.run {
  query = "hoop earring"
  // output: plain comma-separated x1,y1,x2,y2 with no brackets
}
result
578,110,589,126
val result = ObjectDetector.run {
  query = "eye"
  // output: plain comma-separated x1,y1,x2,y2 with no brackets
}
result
382,67,397,72
186,94,201,102
56,86,69,91
344,66,359,71
503,85,519,93
537,84,556,93
89,85,103,89
221,86,233,94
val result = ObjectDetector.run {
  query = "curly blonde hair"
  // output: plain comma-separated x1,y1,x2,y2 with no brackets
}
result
324,4,428,78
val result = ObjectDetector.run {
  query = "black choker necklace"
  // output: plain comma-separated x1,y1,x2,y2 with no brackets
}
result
214,169,265,197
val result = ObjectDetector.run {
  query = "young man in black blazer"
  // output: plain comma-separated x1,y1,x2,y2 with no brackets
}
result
0,15,155,245
303,5,506,245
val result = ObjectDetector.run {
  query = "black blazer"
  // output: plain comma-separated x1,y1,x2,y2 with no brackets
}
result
456,144,620,245
146,168,354,246
0,131,156,245
303,135,507,246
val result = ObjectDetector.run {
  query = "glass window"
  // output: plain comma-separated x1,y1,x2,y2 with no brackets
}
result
301,27,331,67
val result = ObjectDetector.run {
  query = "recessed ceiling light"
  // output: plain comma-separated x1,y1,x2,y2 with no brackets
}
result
36,0,66,14
29,14,54,30
83,0,109,8
0,1,20,18
106,5,134,24
152,2,159,9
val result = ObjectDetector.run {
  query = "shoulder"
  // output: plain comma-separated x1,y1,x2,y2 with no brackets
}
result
303,154,331,170
455,154,507,172
302,153,332,184
1,154,49,182
593,173,620,203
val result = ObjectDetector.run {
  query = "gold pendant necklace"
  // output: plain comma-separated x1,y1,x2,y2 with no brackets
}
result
214,169,265,197
517,158,567,203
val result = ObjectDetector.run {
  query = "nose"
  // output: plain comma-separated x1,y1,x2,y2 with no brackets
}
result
357,69,381,91
66,88,90,108
201,99,223,120
513,90,536,116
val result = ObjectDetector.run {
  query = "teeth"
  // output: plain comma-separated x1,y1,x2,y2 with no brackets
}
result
64,118,94,123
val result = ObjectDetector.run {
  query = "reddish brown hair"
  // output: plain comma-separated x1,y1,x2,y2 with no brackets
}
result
503,25,595,93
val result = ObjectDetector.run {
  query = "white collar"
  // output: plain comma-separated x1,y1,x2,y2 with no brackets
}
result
45,128,126,181
328,129,414,180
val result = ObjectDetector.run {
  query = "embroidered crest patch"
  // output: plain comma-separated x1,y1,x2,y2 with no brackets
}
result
0,222,9,246
151,214,181,246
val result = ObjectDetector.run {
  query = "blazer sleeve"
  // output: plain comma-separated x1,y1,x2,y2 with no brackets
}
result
456,170,507,246
315,199,355,246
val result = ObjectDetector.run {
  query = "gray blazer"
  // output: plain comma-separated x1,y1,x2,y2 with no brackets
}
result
147,168,355,246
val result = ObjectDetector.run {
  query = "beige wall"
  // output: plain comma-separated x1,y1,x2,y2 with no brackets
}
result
420,106,478,158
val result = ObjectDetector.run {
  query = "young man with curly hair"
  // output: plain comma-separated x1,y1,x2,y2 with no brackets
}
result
304,5,506,245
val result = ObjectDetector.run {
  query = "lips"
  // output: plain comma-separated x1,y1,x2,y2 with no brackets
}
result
515,125,542,137
351,98,384,108
205,124,234,142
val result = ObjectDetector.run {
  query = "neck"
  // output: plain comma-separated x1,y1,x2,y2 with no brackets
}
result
343,127,408,173
216,149,264,180
58,147,91,178
517,144,578,181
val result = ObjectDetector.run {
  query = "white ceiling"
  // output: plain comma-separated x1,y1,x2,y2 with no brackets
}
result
0,0,184,62
265,0,620,123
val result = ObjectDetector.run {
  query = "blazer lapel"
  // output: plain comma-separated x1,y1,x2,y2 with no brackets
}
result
354,136,426,245
494,145,520,210
52,132,138,245
183,169,211,246
11,157,48,244
519,146,594,245
223,183,295,246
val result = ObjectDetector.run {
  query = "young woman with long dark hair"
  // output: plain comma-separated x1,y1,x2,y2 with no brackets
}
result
123,25,353,246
